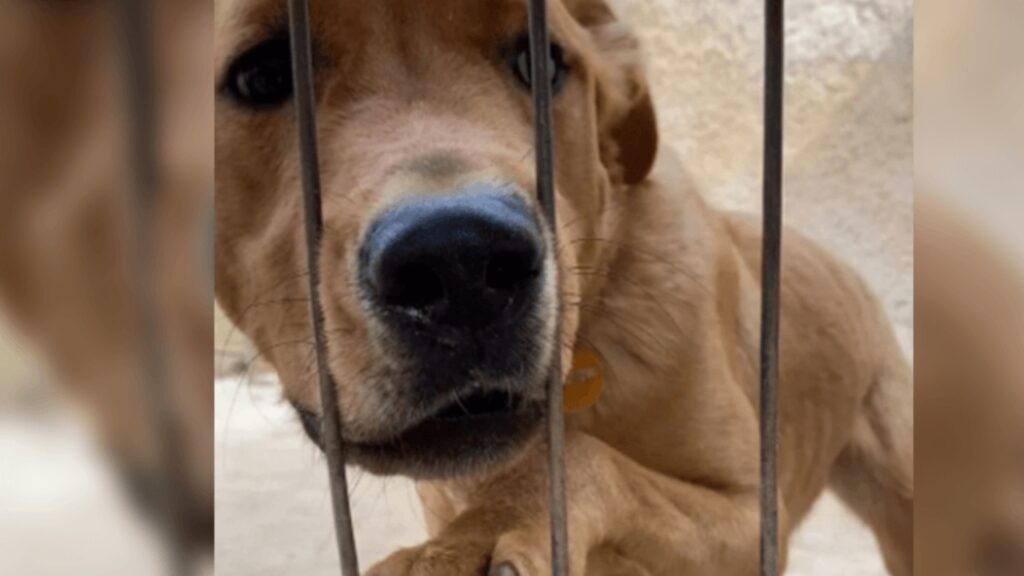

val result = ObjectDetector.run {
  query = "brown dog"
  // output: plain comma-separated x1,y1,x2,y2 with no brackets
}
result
214,1,913,574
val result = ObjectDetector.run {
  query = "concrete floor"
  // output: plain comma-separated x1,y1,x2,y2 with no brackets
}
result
215,376,888,575
0,374,886,576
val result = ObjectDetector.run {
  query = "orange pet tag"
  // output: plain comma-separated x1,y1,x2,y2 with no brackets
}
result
563,348,604,412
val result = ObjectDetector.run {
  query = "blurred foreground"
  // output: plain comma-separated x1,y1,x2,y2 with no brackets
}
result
916,0,1024,573
0,1,212,574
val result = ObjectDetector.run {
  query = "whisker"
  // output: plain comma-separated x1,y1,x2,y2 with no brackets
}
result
561,299,674,357
557,237,712,297
566,267,692,336
217,271,313,368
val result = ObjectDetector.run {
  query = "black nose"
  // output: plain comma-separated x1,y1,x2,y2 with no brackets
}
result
360,189,544,331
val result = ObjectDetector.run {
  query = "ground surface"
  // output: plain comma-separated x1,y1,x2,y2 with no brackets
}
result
215,376,888,575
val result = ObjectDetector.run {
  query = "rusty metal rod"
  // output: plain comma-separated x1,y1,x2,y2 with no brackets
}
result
526,0,569,574
286,1,360,574
759,0,785,574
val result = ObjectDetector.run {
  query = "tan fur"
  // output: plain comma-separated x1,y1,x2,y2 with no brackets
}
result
215,1,913,573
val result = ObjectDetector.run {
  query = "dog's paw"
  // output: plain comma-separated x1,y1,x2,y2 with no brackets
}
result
488,524,561,576
365,521,566,576
365,539,486,576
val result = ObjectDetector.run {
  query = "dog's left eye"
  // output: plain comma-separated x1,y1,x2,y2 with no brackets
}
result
509,35,569,94
223,37,293,108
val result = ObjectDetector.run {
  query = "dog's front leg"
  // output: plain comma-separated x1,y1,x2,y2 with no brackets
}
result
367,431,760,576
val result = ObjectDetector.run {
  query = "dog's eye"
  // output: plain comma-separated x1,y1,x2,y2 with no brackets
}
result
509,35,568,93
223,37,293,108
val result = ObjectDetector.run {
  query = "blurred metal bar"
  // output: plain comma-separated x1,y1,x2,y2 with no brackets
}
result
286,1,360,575
117,0,191,574
759,0,785,574
526,1,569,575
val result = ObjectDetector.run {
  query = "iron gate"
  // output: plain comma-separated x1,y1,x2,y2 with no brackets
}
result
282,0,786,574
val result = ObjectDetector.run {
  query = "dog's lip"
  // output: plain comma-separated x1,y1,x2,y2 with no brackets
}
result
356,388,535,445
432,388,525,420
343,388,544,476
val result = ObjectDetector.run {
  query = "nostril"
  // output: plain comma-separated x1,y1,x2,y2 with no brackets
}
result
361,191,545,329
381,262,446,312
485,250,538,293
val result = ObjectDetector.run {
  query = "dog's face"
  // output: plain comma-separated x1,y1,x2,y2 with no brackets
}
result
215,0,656,477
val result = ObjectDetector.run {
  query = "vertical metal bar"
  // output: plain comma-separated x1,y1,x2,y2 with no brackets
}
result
286,1,360,575
118,1,191,574
759,0,785,574
526,1,569,575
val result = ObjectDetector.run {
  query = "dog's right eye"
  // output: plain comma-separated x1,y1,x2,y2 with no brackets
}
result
508,34,569,94
223,37,293,108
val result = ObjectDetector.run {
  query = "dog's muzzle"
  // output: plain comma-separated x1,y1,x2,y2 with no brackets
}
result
360,186,544,334
333,185,551,477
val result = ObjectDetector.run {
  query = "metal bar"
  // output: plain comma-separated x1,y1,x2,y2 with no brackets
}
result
526,1,569,574
286,1,361,575
117,1,191,574
759,0,785,574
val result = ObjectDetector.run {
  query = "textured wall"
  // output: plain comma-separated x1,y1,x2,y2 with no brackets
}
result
617,0,913,348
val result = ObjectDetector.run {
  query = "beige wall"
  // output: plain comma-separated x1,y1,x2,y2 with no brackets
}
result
618,0,913,349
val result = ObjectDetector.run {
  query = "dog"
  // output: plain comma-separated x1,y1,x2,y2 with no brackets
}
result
214,0,914,573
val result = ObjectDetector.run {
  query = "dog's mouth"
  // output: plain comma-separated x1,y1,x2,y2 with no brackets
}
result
298,386,544,478
348,387,544,477
433,388,523,420
346,386,544,478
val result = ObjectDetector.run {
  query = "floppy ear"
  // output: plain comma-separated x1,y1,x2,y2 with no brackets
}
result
567,0,658,186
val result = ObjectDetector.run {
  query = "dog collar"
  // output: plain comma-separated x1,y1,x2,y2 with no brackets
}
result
563,347,604,412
